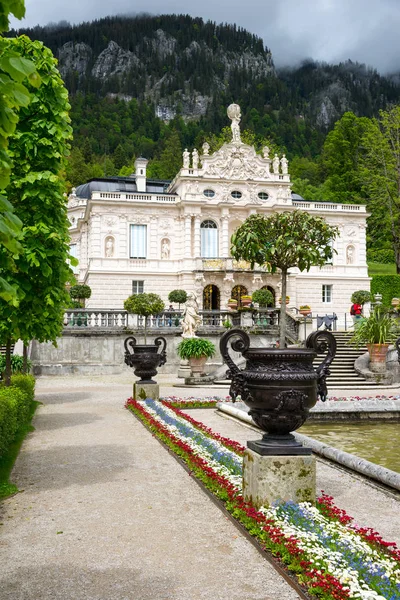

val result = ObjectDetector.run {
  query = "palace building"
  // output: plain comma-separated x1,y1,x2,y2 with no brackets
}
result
67,104,369,328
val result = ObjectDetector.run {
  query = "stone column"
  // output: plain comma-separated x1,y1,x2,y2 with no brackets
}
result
90,214,102,257
194,215,201,257
184,215,192,258
221,215,230,257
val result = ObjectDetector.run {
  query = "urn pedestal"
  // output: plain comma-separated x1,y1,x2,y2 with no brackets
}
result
124,336,167,399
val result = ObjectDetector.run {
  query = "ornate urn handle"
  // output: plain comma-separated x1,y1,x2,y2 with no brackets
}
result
154,336,167,367
306,331,337,402
396,337,400,363
219,329,251,402
124,336,137,367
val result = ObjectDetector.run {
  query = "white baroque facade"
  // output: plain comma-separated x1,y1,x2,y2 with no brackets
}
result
68,104,369,328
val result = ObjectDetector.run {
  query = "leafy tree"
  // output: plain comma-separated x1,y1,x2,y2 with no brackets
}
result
360,107,400,273
251,288,274,307
168,289,187,307
0,36,73,384
124,293,165,344
70,284,92,307
231,211,338,347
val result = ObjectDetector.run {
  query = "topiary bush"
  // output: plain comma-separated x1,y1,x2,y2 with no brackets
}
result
0,387,28,459
367,249,395,264
10,374,35,404
168,290,187,307
351,290,371,305
371,276,400,307
124,293,165,343
176,338,216,359
69,284,92,307
252,289,274,307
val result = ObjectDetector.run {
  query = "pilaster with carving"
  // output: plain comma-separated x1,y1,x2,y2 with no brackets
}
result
220,214,230,257
194,215,201,258
184,214,192,258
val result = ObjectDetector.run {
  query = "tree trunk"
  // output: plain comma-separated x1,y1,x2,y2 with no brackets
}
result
5,338,12,387
395,244,400,275
279,269,287,349
23,343,28,374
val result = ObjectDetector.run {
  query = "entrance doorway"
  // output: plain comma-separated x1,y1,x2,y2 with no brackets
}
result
231,284,248,308
203,284,220,310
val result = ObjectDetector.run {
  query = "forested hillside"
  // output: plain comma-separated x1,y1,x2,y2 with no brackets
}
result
11,14,400,261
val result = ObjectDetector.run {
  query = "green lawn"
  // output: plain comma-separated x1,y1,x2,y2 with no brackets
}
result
368,262,397,276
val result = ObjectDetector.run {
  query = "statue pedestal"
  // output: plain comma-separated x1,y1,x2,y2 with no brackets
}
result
240,311,253,327
243,449,316,508
133,382,159,401
178,359,191,379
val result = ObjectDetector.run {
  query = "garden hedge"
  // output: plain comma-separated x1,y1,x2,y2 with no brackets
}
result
0,375,35,460
367,249,395,264
371,275,400,307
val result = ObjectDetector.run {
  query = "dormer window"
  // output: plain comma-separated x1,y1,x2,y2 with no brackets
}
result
258,192,269,200
203,189,215,198
231,190,242,199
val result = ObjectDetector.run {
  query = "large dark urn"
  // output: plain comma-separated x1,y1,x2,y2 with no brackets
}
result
220,329,336,455
124,336,167,383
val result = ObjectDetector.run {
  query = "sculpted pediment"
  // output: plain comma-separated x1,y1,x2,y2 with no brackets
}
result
200,142,271,181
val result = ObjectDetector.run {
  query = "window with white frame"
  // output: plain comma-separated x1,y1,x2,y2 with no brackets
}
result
322,284,332,303
201,220,218,258
130,224,147,258
132,280,144,294
69,243,79,274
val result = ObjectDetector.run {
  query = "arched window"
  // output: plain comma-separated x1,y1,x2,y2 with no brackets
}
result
201,220,218,258
231,285,248,307
203,284,220,310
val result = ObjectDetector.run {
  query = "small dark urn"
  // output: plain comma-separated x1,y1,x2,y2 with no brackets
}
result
220,329,336,456
124,336,167,383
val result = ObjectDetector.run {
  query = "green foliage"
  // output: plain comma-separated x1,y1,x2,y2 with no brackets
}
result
0,384,30,459
367,249,395,264
124,293,165,317
350,290,371,305
368,263,397,277
176,338,216,359
0,36,73,347
9,373,35,402
0,354,31,374
371,275,400,307
251,288,274,307
231,211,338,347
350,306,397,347
69,284,92,300
168,289,187,305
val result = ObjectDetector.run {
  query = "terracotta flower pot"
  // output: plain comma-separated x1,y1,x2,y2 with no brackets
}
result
367,343,389,374
189,355,208,375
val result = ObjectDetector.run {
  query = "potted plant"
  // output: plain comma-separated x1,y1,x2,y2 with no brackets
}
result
241,295,252,307
168,289,187,309
299,304,312,316
176,338,216,375
252,288,274,308
350,305,397,372
123,293,167,382
278,296,290,305
227,298,238,310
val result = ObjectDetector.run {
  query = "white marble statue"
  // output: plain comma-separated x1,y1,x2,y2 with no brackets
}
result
105,237,114,257
192,148,199,170
272,154,280,175
202,142,210,155
280,154,288,175
183,148,190,169
262,146,270,159
227,103,242,143
161,239,170,259
346,245,355,265
181,292,201,338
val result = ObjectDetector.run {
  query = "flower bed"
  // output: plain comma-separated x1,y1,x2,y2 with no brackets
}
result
126,398,400,600
161,395,228,409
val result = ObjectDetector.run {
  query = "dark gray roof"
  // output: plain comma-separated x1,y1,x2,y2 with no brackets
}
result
75,176,172,200
291,193,305,201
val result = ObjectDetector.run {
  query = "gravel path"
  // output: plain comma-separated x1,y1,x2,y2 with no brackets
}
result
0,377,301,600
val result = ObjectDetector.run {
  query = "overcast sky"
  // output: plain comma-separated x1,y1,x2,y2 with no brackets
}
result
10,0,400,73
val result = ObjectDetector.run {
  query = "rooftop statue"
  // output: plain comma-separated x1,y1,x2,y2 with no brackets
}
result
183,148,190,169
227,103,242,144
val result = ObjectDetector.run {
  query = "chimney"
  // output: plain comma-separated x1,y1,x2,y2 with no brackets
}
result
134,157,148,193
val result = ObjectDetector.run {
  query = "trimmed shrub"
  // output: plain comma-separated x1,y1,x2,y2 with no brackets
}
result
252,289,274,307
168,290,187,306
367,249,395,264
371,275,400,307
0,354,32,375
0,375,35,460
351,290,371,305
11,374,35,404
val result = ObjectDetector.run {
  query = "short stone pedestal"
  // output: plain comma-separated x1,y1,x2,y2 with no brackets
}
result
240,311,253,327
178,358,191,379
243,448,316,508
133,382,159,401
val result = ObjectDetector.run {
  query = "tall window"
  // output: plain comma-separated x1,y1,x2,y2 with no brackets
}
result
201,220,218,258
322,285,332,303
132,281,144,294
69,243,79,274
130,224,147,258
